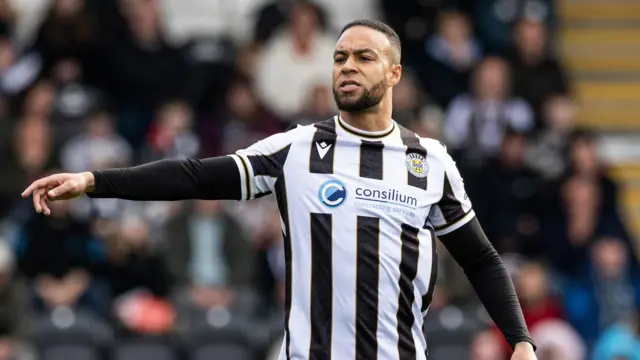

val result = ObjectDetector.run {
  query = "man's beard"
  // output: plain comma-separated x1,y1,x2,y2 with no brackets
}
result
333,79,386,112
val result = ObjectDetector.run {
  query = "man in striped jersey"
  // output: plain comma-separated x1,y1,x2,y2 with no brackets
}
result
22,20,537,360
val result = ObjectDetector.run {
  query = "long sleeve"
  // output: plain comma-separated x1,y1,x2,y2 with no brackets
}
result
88,156,242,201
438,217,535,350
87,127,298,201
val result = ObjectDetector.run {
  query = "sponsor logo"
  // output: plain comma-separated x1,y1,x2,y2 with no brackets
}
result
405,153,428,178
318,180,347,207
354,187,417,208
316,141,332,159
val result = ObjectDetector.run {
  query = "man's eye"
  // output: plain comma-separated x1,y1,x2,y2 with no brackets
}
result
334,58,346,64
360,57,373,61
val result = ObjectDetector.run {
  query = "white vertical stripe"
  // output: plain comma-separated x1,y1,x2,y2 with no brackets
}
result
281,131,314,360
411,228,435,359
330,211,357,359
381,142,409,191
329,135,360,359
286,189,312,359
377,220,402,360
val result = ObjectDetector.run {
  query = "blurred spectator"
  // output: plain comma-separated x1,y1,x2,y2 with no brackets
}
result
48,66,105,145
0,241,26,338
200,75,284,157
570,131,615,186
252,0,328,47
140,100,200,162
517,262,563,325
473,0,556,54
592,307,640,360
253,204,286,312
32,0,98,80
444,56,534,170
529,319,586,360
102,0,188,148
473,130,541,253
495,261,563,356
105,216,168,299
0,117,57,213
0,0,14,35
507,18,570,124
541,176,610,276
64,111,134,221
106,216,173,334
0,312,36,360
541,132,632,274
254,0,334,118
379,0,439,60
422,10,482,107
526,94,577,181
565,237,640,347
469,329,503,360
15,196,107,316
0,35,42,98
60,109,132,173
20,80,56,119
390,69,443,139
0,96,16,218
165,200,255,310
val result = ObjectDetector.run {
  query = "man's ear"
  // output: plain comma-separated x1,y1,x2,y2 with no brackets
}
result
388,64,402,87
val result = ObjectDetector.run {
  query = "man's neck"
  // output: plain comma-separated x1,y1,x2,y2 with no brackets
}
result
340,102,393,133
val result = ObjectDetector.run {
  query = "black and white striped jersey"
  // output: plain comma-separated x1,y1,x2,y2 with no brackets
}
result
230,115,474,360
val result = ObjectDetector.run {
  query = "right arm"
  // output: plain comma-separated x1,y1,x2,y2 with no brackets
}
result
87,156,242,201
22,127,298,214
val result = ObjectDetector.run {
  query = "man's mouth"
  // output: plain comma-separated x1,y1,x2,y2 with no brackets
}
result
339,80,360,92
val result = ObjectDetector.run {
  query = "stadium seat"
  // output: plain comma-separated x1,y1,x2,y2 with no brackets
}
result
191,344,253,360
423,306,485,349
427,345,468,360
112,339,178,360
186,324,257,360
42,344,100,360
30,310,114,360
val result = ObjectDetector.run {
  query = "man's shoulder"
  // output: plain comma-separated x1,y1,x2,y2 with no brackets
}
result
396,123,449,154
285,117,336,135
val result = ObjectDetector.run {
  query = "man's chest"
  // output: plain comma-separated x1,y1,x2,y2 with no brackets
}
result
281,139,443,229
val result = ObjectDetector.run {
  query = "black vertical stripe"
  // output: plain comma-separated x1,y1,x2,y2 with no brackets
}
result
359,140,384,180
397,223,420,360
399,126,428,190
439,173,466,223
421,226,438,314
356,216,380,360
310,118,337,174
309,213,333,360
247,144,292,177
274,176,292,360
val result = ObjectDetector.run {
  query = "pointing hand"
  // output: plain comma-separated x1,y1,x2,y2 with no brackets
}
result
21,172,95,215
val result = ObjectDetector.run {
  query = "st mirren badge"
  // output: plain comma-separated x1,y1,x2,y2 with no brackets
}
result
405,153,429,178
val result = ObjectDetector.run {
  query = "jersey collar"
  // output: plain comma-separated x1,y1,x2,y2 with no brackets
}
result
336,115,396,139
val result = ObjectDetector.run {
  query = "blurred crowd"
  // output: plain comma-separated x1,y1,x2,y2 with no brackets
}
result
0,0,638,359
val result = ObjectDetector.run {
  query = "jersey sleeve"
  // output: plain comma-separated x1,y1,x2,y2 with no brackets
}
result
229,126,297,200
427,145,475,236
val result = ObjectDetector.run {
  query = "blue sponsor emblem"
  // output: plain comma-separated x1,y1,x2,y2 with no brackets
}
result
318,180,347,207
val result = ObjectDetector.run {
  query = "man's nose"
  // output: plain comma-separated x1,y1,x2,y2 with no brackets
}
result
340,57,358,74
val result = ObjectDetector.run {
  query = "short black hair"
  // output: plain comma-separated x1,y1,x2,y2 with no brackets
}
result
340,19,402,63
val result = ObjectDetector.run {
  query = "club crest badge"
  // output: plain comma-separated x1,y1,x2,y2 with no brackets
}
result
405,153,429,178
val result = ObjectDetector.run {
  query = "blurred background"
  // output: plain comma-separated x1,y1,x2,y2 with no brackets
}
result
0,0,639,359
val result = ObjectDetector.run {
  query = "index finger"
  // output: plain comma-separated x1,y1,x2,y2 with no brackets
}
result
21,178,47,198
